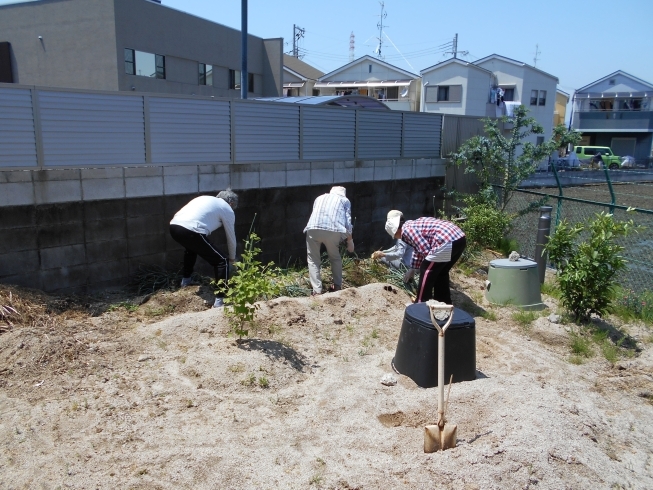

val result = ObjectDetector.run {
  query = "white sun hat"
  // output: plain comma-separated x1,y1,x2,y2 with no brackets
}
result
385,210,403,238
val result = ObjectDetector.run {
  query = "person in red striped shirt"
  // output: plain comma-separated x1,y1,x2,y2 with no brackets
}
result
385,210,466,304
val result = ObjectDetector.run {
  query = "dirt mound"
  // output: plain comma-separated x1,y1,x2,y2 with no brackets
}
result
1,278,652,489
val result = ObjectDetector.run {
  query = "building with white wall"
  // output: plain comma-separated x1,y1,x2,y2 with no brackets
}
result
421,54,558,143
572,71,653,161
315,55,421,112
421,58,494,116
474,55,558,141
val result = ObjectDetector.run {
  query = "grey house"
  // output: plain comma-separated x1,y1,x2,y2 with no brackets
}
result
572,71,653,161
0,0,283,97
282,54,323,97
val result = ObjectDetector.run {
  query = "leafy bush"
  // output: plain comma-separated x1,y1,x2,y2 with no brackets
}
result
215,232,280,338
545,212,640,322
456,189,514,260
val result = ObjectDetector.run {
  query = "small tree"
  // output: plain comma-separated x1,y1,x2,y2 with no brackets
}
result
450,105,581,211
215,232,280,338
545,212,640,322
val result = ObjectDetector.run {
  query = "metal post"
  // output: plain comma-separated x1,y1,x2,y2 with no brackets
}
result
240,0,248,99
534,206,553,284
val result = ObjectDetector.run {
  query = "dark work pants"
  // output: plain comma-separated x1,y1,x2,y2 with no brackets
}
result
415,236,466,304
169,224,229,297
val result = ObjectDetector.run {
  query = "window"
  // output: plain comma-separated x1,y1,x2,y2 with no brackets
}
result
229,69,254,92
619,98,643,111
312,88,320,96
373,86,399,100
530,90,538,105
435,85,462,102
536,136,544,146
199,63,213,86
229,69,240,90
368,64,372,73
589,99,613,111
538,90,546,106
502,88,514,101
124,48,165,79
124,49,134,75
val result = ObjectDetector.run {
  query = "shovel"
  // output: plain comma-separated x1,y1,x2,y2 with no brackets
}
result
424,301,458,452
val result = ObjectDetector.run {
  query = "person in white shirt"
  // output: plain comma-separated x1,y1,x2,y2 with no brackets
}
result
169,189,238,308
304,186,354,295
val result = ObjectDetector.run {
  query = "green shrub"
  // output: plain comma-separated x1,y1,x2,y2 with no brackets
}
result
545,212,640,322
496,237,520,257
215,232,280,338
456,190,514,260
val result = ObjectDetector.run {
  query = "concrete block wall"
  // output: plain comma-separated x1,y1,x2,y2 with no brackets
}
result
0,159,446,293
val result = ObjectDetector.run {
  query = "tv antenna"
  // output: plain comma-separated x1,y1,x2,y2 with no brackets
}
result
375,1,388,60
349,31,355,62
533,44,541,67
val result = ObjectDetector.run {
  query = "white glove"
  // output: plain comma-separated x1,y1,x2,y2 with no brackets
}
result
403,268,415,282
346,239,355,253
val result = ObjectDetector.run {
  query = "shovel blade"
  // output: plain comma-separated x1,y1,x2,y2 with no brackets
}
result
424,425,441,453
441,424,458,450
424,424,458,453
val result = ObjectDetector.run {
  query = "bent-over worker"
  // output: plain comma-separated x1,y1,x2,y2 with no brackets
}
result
304,186,354,296
169,189,238,308
385,210,466,304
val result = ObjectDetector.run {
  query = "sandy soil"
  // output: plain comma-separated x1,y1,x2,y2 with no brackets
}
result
1,270,652,489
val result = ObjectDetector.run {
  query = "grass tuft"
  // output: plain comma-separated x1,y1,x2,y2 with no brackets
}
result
512,309,538,328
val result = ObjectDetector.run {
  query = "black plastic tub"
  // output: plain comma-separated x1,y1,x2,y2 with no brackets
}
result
392,303,476,388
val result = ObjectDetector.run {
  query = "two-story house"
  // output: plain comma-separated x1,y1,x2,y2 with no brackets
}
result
421,54,558,144
571,71,653,161
314,55,421,112
0,0,283,98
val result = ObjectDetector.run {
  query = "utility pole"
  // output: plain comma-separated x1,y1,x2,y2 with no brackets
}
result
241,0,247,99
533,44,541,67
375,1,387,59
349,31,355,62
292,24,305,58
444,33,468,59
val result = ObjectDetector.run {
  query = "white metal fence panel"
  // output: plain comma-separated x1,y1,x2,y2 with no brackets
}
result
233,103,300,162
357,111,403,159
302,107,356,160
403,113,442,157
0,88,37,167
39,91,145,166
150,98,231,163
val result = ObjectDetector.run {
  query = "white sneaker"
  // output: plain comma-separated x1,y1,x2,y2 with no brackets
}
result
180,277,193,287
213,297,224,308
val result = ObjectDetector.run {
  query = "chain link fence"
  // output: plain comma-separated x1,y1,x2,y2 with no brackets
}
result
500,167,653,295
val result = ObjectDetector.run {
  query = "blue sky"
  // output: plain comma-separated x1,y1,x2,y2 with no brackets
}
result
1,0,652,94
159,0,653,94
